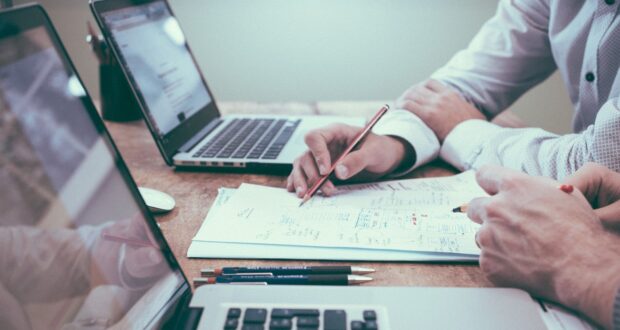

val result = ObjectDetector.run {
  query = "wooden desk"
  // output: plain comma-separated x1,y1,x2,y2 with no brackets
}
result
104,102,522,288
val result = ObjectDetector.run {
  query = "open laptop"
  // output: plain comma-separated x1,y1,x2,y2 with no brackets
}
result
0,4,553,329
89,0,364,173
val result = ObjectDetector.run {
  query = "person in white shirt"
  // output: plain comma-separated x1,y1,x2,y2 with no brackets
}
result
286,0,620,196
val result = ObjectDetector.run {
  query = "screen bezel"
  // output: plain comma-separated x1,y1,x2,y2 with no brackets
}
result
0,3,193,326
90,0,221,165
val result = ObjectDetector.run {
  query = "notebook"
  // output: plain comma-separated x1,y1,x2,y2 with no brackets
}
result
189,172,485,261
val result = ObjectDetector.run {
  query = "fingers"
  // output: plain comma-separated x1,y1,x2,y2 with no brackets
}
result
424,79,447,92
475,165,524,196
287,151,337,197
334,149,372,180
304,125,353,176
564,163,606,204
466,197,490,224
594,201,620,231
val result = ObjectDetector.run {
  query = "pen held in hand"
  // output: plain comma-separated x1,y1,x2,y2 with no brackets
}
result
451,184,575,213
299,104,390,207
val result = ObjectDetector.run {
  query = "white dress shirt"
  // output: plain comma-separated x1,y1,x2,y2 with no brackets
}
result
373,0,620,180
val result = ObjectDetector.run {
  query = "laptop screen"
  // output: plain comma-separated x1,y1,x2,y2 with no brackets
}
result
96,0,220,161
0,6,186,329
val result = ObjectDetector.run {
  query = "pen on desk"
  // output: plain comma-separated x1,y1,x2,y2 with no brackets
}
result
101,232,158,248
193,274,372,287
299,104,390,207
451,184,575,213
201,266,375,277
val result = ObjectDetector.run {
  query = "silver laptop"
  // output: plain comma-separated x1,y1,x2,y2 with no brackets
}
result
90,0,364,173
0,4,553,329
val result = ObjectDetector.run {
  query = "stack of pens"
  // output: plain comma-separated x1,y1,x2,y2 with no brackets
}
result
193,266,375,287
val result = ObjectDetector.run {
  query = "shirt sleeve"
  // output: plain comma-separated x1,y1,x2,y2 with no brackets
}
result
431,0,556,118
440,98,620,180
372,109,440,176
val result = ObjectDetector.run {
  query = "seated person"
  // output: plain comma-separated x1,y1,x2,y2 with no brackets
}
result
287,0,620,196
466,163,620,330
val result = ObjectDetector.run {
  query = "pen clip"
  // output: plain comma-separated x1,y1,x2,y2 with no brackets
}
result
221,272,274,276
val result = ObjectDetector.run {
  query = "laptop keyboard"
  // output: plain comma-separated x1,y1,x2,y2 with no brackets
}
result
192,118,301,161
222,307,381,330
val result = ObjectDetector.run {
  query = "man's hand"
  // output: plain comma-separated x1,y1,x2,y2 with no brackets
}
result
397,79,485,142
467,165,620,329
287,123,413,197
564,162,620,230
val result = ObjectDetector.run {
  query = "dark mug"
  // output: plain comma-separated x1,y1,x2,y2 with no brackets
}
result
99,63,142,122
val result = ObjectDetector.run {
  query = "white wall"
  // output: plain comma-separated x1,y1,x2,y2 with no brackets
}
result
14,0,574,133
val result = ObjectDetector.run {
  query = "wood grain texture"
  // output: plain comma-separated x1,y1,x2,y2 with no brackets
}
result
103,102,506,289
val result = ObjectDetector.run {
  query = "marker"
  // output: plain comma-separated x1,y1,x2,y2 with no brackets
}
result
201,266,375,277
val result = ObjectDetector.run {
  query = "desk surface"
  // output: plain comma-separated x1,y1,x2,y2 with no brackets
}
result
104,101,523,288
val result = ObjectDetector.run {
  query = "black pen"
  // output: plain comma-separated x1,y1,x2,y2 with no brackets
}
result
193,274,372,286
201,266,375,277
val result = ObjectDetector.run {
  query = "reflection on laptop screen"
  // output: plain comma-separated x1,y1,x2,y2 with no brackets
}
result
101,1,212,137
0,23,184,329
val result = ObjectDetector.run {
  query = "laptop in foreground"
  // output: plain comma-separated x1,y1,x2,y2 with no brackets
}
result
0,5,548,329
90,0,365,173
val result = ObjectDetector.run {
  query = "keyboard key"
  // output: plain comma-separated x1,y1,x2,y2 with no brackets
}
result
243,308,267,324
227,308,242,319
223,318,238,329
297,317,319,328
241,325,264,330
324,310,346,330
350,321,364,330
271,309,320,318
269,318,292,330
365,320,379,330
363,310,377,321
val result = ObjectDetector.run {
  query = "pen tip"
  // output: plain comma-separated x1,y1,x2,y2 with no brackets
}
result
452,207,460,213
200,268,216,276
298,197,309,207
351,266,375,274
349,275,373,285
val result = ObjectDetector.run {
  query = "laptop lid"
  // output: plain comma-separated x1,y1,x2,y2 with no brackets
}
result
0,4,193,328
91,0,221,165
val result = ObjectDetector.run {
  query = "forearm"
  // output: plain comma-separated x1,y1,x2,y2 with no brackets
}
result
441,98,620,180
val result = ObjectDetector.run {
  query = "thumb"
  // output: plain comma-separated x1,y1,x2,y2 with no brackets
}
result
334,150,370,180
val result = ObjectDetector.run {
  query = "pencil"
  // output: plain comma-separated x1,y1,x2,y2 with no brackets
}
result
451,184,575,213
299,104,390,207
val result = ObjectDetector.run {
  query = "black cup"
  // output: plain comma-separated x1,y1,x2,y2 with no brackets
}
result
99,63,142,122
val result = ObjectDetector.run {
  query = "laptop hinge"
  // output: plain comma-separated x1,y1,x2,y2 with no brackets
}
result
178,119,223,153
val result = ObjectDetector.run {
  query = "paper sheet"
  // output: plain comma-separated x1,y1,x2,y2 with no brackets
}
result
194,172,485,255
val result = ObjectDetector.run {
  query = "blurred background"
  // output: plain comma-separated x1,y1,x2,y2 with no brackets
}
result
11,0,574,133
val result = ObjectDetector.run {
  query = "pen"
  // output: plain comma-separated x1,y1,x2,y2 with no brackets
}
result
192,274,373,286
452,184,575,213
201,266,375,277
299,105,390,207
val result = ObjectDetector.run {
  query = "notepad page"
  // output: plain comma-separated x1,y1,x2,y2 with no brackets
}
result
194,172,486,255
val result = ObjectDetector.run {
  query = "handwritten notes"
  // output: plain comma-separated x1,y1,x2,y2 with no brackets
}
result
193,172,486,255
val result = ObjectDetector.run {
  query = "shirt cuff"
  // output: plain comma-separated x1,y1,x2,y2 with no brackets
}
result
372,109,440,177
440,119,503,171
